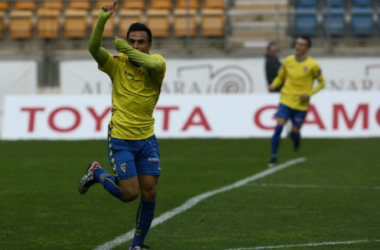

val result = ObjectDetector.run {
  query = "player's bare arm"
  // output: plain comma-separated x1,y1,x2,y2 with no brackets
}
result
88,0,117,67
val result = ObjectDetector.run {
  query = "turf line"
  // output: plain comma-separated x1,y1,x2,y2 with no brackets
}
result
248,183,380,190
94,157,306,250
222,239,380,250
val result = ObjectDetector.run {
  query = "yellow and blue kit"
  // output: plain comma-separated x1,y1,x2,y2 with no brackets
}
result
272,55,325,111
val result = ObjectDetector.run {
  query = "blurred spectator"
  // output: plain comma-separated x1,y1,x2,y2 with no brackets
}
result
265,41,282,92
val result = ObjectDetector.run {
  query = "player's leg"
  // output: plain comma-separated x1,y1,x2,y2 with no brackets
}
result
131,135,161,249
269,104,290,166
289,110,307,151
90,136,140,202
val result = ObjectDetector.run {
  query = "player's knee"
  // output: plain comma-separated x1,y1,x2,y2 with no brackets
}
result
120,189,139,202
141,188,157,201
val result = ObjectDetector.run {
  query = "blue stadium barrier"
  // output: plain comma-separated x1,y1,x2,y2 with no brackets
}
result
323,8,346,36
296,0,318,8
295,7,318,36
324,0,346,8
352,0,373,7
351,7,374,36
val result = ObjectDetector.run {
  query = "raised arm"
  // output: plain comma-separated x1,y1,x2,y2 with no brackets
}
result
114,39,164,75
88,1,117,67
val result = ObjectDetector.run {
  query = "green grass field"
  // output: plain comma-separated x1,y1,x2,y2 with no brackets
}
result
1,138,380,250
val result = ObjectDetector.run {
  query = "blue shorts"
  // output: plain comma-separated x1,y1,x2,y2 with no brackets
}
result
275,103,307,128
107,135,161,180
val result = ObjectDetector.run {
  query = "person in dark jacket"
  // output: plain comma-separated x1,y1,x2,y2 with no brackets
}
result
265,41,282,92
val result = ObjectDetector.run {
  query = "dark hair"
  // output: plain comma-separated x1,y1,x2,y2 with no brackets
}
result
266,41,276,52
299,36,312,48
127,23,152,44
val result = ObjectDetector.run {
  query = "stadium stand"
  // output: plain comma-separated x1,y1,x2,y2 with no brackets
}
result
323,0,346,37
118,9,144,37
295,0,318,8
9,10,33,39
177,0,200,9
204,0,225,8
41,1,64,10
123,0,145,9
146,9,170,37
14,1,37,11
201,8,225,37
173,8,197,37
0,10,4,39
68,0,91,10
150,0,173,9
294,7,318,36
37,9,61,39
64,9,88,38
0,1,9,11
351,0,374,36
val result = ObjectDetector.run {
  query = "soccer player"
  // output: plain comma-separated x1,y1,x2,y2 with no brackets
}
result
268,36,324,167
77,1,166,250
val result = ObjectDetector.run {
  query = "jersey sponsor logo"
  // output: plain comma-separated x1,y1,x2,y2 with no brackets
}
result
148,157,160,163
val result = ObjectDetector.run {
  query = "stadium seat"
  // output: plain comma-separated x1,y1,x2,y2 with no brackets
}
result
204,0,225,9
294,7,318,36
295,0,318,8
323,7,345,36
150,0,173,9
177,0,199,9
95,1,112,9
0,1,9,11
324,0,346,7
351,7,373,36
0,11,4,39
37,9,61,39
41,1,64,10
173,8,197,37
64,9,88,38
68,1,91,10
9,10,33,39
352,0,373,7
123,0,145,9
92,9,115,38
14,1,37,11
201,8,225,37
118,9,143,38
146,9,170,37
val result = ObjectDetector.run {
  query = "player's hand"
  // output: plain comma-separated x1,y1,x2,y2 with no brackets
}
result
300,93,310,102
100,0,117,17
268,84,276,92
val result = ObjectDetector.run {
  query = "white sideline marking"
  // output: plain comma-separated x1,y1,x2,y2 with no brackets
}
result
94,157,306,250
249,183,380,190
222,239,380,250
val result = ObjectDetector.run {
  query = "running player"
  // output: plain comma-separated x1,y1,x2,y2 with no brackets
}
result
268,36,324,167
78,1,166,249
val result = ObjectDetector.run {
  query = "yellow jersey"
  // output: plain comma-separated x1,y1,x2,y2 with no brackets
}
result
100,53,166,140
272,55,324,111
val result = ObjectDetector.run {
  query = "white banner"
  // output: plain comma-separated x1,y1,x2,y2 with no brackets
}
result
60,57,380,95
0,61,37,132
2,93,380,140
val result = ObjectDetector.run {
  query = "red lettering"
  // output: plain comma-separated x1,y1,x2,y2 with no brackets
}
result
87,107,111,131
304,105,326,130
48,107,81,132
155,106,179,131
21,107,45,132
377,108,380,126
333,104,369,130
182,107,211,131
254,105,277,130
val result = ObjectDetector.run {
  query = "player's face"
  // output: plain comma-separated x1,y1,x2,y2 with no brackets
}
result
295,38,309,57
127,31,152,54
